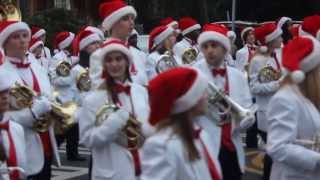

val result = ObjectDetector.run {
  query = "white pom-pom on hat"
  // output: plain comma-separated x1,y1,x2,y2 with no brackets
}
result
290,70,305,84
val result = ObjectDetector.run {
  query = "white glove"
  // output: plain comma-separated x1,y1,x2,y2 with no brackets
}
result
102,108,129,130
31,96,52,119
239,115,256,130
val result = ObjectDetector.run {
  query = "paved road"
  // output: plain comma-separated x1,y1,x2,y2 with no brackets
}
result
52,145,264,180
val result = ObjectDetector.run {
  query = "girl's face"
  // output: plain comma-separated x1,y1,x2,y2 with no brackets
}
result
32,45,43,58
84,41,101,55
103,51,129,81
163,34,176,50
4,30,30,58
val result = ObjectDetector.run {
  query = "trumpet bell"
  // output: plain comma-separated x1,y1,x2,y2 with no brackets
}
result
0,3,21,22
182,47,198,64
155,51,178,74
56,61,71,77
258,66,281,83
77,69,91,92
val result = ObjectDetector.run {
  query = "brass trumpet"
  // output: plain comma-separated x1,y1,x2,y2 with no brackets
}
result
95,102,145,150
77,68,91,92
208,82,257,126
9,82,76,133
155,51,179,74
0,2,21,22
56,61,71,77
182,47,198,64
258,65,282,83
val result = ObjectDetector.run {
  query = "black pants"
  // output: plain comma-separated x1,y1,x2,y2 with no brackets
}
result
56,123,79,158
219,146,242,180
260,131,272,180
27,157,52,180
246,117,259,148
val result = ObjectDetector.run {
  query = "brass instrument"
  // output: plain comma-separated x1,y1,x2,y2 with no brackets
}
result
182,47,198,64
155,51,179,74
208,82,258,126
258,65,282,83
56,61,71,77
9,82,76,133
0,2,21,22
95,102,145,150
293,134,320,153
77,68,91,92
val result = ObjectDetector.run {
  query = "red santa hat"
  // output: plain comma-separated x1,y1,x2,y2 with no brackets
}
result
31,26,46,39
0,21,31,48
277,16,292,28
291,24,300,37
99,0,137,31
53,31,75,50
29,37,44,52
148,67,208,125
148,25,175,52
72,30,101,56
254,23,282,52
299,15,320,40
282,36,320,84
160,17,178,28
84,26,105,40
241,27,254,42
198,23,231,52
178,17,201,36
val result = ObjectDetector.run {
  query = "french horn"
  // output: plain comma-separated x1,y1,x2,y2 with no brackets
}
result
9,82,76,133
56,60,71,77
258,65,282,83
77,68,91,92
182,47,198,64
95,102,145,150
207,82,258,126
155,51,179,74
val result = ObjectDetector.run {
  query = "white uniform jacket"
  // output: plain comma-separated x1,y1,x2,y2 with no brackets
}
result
130,46,149,86
193,59,253,172
267,85,320,180
1,56,60,175
140,127,221,180
79,82,150,180
249,54,281,132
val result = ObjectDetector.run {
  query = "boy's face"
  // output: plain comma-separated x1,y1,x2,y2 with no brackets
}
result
201,41,227,67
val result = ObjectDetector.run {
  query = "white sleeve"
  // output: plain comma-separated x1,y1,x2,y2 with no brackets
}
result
267,96,320,171
140,138,177,180
6,109,36,128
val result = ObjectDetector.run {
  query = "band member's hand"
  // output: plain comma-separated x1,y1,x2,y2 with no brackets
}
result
30,96,52,119
239,114,255,130
103,108,129,130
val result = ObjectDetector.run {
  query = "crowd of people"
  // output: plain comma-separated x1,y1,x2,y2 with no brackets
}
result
0,0,320,180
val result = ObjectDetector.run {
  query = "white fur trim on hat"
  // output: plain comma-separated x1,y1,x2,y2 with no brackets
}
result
85,26,105,40
153,26,175,49
291,70,305,84
198,31,231,52
241,27,254,41
182,24,201,36
167,21,178,28
98,43,133,66
278,17,292,28
102,6,137,31
265,27,283,43
172,68,208,114
29,41,44,52
58,32,75,50
32,29,46,39
79,33,100,51
299,36,320,72
0,22,31,47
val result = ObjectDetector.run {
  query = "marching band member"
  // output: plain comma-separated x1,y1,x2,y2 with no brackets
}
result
235,27,256,73
31,26,51,59
141,67,221,180
225,30,237,68
146,25,178,79
99,0,148,86
249,22,283,180
276,17,293,44
52,31,76,66
0,69,26,180
193,24,254,180
267,36,320,180
79,39,150,180
0,20,60,179
29,37,50,72
173,17,202,63
299,15,320,41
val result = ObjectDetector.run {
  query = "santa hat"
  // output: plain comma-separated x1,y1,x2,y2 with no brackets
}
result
148,67,208,125
29,37,44,52
227,30,237,41
291,25,300,37
277,16,292,28
72,30,101,56
0,67,15,91
160,17,178,28
31,26,46,39
99,0,137,31
282,35,320,84
84,26,105,40
130,29,139,37
148,25,175,52
53,31,75,50
0,21,30,48
241,27,254,42
198,23,231,52
178,17,201,36
299,15,320,40
254,23,282,52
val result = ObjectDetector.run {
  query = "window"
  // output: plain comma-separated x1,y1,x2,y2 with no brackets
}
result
54,0,71,10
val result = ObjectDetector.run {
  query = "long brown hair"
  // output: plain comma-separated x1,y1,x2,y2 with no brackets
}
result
156,111,200,161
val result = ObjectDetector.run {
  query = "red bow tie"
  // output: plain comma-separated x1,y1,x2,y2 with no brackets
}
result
193,128,202,139
114,84,131,95
11,61,31,68
0,121,9,130
212,68,226,77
